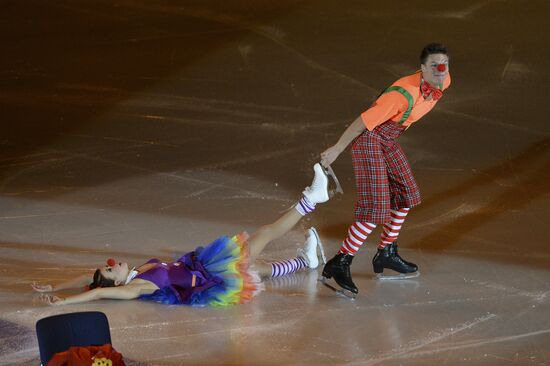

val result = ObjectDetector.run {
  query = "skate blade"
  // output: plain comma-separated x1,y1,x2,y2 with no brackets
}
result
321,164,344,195
319,277,357,299
310,227,327,264
376,271,420,280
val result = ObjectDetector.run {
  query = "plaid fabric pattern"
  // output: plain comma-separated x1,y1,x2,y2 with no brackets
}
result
351,121,421,224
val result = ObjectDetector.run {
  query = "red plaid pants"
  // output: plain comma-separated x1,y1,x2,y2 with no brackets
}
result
351,121,421,224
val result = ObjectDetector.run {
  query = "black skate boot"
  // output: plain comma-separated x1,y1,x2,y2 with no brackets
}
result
372,242,419,280
321,253,358,298
389,242,418,271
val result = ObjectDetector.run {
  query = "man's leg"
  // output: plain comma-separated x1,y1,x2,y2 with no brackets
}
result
377,208,409,249
372,208,418,275
320,221,377,296
321,130,387,296
339,221,377,255
374,138,421,277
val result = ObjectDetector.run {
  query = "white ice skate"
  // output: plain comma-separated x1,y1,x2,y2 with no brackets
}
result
302,163,330,204
297,227,327,269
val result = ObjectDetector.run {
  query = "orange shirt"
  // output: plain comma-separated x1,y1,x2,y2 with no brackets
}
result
361,72,451,131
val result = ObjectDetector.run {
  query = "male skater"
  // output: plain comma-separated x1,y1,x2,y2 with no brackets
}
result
320,43,451,297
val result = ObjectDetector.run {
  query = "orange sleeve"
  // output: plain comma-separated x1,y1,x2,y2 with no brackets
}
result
361,91,408,131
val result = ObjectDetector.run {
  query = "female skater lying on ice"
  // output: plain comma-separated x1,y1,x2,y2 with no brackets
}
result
32,164,329,307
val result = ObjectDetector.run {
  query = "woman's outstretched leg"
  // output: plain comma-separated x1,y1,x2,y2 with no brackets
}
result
264,227,326,278
248,164,329,276
248,208,304,261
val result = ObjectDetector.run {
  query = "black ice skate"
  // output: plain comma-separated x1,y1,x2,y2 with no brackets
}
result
372,242,419,280
321,253,358,299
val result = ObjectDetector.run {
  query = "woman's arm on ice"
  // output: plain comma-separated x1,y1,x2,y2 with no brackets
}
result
41,283,156,306
32,275,92,292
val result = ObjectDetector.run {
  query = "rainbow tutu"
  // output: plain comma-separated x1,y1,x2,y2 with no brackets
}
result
138,233,263,307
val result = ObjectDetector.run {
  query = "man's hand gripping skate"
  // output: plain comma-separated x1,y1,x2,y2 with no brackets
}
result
302,163,343,206
319,146,344,197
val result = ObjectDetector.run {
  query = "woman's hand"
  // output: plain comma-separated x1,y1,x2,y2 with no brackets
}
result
320,145,342,167
31,282,54,293
40,294,65,306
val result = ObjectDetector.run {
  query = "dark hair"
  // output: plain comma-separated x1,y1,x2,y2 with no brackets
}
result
89,269,116,290
420,43,449,64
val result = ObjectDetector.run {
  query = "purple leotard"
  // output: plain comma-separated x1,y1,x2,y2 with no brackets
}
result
135,252,223,304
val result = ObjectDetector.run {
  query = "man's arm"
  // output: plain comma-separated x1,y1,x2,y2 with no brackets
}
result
320,116,365,167
320,91,406,167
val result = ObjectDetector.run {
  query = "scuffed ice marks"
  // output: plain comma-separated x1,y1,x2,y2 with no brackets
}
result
0,318,37,366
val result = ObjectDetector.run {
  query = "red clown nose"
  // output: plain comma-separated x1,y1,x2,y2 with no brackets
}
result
107,258,116,267
437,64,446,72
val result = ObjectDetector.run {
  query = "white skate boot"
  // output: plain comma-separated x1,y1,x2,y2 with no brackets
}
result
298,227,327,269
303,163,330,204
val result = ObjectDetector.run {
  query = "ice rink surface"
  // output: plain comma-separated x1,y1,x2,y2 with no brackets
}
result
1,1,549,365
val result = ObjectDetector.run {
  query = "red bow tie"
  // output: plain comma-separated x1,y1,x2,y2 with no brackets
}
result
421,81,443,101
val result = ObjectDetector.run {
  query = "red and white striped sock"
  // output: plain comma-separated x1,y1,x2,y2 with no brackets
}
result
378,208,410,249
338,221,376,256
270,257,308,278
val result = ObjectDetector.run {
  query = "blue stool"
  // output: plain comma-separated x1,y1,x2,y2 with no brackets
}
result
36,311,112,365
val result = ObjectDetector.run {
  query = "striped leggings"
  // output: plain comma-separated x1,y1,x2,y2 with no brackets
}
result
338,208,410,255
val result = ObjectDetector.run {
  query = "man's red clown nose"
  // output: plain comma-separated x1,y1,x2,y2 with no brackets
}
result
107,258,116,267
437,64,446,72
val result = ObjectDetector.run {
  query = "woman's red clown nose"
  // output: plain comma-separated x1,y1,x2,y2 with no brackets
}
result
107,258,116,267
437,64,446,72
